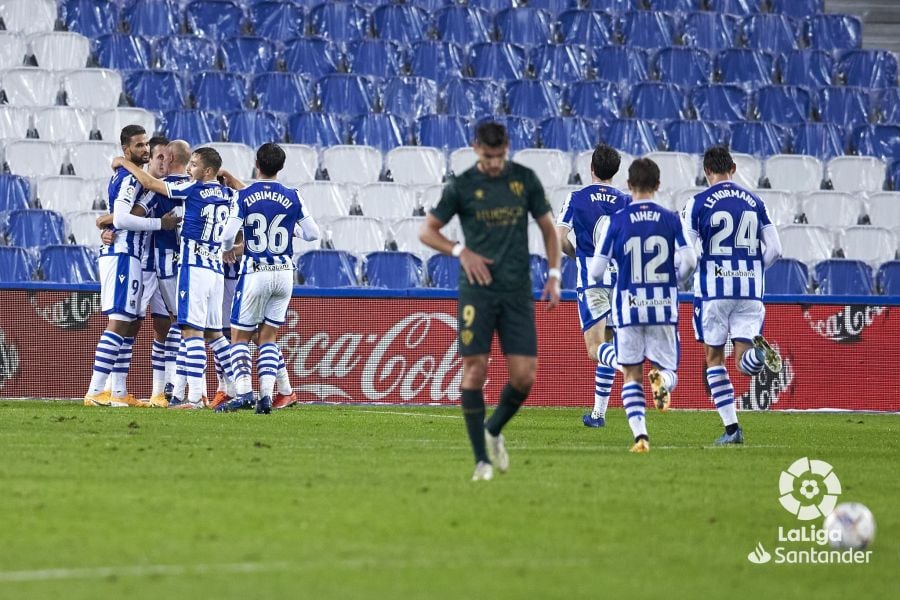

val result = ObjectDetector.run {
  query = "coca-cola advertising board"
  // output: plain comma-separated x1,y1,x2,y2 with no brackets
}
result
1,288,897,412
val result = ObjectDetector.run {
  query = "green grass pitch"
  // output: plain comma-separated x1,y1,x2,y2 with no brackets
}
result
0,400,896,599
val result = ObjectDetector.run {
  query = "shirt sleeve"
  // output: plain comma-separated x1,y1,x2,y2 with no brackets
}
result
672,211,688,250
165,179,198,200
758,197,774,228
429,178,461,225
114,174,139,208
556,191,575,228
596,216,616,259
526,169,551,220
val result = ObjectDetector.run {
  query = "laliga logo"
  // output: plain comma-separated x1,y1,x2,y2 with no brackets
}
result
778,457,841,521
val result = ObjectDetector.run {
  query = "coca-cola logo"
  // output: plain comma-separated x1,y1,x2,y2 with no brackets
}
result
804,305,886,343
0,329,19,389
740,344,794,410
29,292,101,330
279,310,464,403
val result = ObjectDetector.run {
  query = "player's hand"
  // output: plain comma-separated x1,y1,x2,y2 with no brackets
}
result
222,249,237,264
100,229,115,246
111,156,126,171
541,276,561,310
459,248,494,286
233,241,244,257
160,210,182,230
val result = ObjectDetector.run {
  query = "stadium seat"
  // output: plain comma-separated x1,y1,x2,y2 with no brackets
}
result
645,152,699,191
449,147,478,176
527,222,547,259
628,82,688,121
364,251,424,288
513,149,571,188
813,259,873,295
731,153,763,189
754,85,811,125
381,77,438,121
62,69,122,110
593,47,650,83
163,109,225,145
1,68,58,107
506,80,562,120
770,0,822,18
94,34,152,71
565,80,623,121
29,32,90,70
467,42,527,80
279,144,319,186
419,184,444,211
388,216,445,257
792,123,846,161
251,72,311,114
603,119,660,156
664,120,730,154
0,174,31,214
226,110,285,147
0,32,26,70
716,49,774,86
730,122,788,156
557,9,614,46
32,107,92,143
890,160,900,190
288,112,345,147
814,86,871,128
530,0,579,16
865,193,900,229
372,3,428,44
250,1,304,41
427,254,460,288
124,70,186,111
764,155,823,192
529,254,548,292
385,147,445,186
582,0,631,9
220,37,277,74
681,11,738,50
297,182,352,218
0,106,30,140
648,0,701,10
691,84,749,121
441,77,503,120
201,142,255,179
876,260,900,295
346,39,403,78
803,14,862,51
801,191,864,228
434,4,491,45
837,50,898,89
328,216,387,255
653,47,712,87
191,71,247,112
777,50,834,88
741,14,799,52
4,209,66,249
572,149,631,190
154,36,218,72
850,125,900,160
707,0,764,16
125,0,181,38
322,145,382,185
530,44,591,84
95,108,157,144
495,7,553,46
347,114,408,153
315,74,377,116
308,2,369,41
0,246,33,282
297,250,359,287
620,11,676,49
5,140,65,178
66,141,119,179
416,115,471,150
878,87,899,124
186,0,244,39
840,226,896,266
36,176,97,216
67,210,104,247
779,224,834,264
547,184,579,215
61,0,119,39
282,38,340,79
408,41,465,83
826,156,886,194
764,258,809,294
355,183,420,218
539,117,598,153
756,189,799,225
39,245,98,283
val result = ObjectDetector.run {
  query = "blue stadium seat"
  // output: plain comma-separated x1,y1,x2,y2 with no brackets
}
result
565,80,623,121
528,0,574,18
878,88,899,124
681,11,739,50
652,47,712,87
530,254,548,293
730,122,788,156
372,3,428,44
530,44,591,84
769,0,822,19
814,259,873,295
94,34,152,70
124,70,186,111
288,112,345,146
5,210,66,250
283,38,340,79
815,86,871,127
619,11,676,49
803,14,862,51
155,36,218,72
539,116,599,152
345,40,403,78
226,110,286,147
557,9,615,46
467,42,527,80
250,1,304,41
220,37,277,74
764,258,808,294
890,160,900,191
162,109,225,145
0,246,33,282
347,113,408,152
506,80,562,119
876,260,900,295
364,251,423,288
584,0,633,10
486,116,537,152
740,14,799,52
409,41,465,83
315,74,376,116
560,255,576,291
297,250,358,287
39,245,98,283
664,120,730,154
382,77,438,121
62,0,119,39
648,0,700,10
416,115,471,150
495,7,553,46
441,77,504,119
628,82,688,120
309,2,369,41
0,175,31,214
594,46,649,82
427,254,460,288
190,71,247,112
791,123,846,160
434,4,492,44
716,49,774,86
125,0,180,38
185,0,245,39
837,50,899,89
754,85,811,125
252,72,311,113
603,119,660,156
777,50,834,87
850,125,900,159
469,0,515,11
707,0,763,16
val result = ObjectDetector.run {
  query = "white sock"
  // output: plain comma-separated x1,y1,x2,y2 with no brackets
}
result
622,381,648,440
592,364,615,418
276,347,292,395
111,337,134,398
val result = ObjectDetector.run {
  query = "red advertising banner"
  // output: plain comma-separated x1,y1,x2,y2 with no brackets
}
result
0,290,897,412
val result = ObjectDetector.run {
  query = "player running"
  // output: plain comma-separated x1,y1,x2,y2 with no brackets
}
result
589,159,696,453
681,146,783,445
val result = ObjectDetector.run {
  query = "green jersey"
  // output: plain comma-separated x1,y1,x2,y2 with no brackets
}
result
431,161,551,293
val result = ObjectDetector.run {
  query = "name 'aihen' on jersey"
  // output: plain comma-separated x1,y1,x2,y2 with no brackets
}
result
683,181,773,300
166,179,236,273
234,180,309,273
597,201,687,328
101,166,145,258
140,174,190,278
557,183,631,289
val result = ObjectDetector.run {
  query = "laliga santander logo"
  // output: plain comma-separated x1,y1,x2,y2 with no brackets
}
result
778,457,841,521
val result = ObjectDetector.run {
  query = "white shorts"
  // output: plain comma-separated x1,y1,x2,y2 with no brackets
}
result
99,254,142,321
223,276,239,330
176,265,224,331
577,286,612,332
231,269,294,331
700,299,765,347
614,324,679,372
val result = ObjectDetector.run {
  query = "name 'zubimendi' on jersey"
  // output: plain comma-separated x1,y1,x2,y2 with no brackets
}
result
217,142,321,414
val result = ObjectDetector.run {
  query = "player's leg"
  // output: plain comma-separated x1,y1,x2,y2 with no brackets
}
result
646,325,679,411
616,326,650,452
702,301,743,444
580,287,616,427
171,266,212,409
732,300,781,376
254,323,282,415
216,273,260,412
261,269,296,410
147,283,171,407
212,275,240,405
205,272,236,407
273,346,296,409
157,275,181,401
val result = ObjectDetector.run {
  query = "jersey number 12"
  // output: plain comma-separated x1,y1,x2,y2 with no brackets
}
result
624,235,669,284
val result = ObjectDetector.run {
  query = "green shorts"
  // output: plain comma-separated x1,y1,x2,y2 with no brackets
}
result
457,288,536,357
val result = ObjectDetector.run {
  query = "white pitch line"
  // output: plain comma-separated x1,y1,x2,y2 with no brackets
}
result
351,409,463,419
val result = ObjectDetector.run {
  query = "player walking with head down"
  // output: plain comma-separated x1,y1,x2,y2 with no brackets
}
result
590,159,696,453
420,121,562,481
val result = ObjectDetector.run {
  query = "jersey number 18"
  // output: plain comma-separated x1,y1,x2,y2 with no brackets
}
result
200,204,230,243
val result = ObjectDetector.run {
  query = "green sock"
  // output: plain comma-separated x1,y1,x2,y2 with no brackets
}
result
461,388,488,464
485,383,528,437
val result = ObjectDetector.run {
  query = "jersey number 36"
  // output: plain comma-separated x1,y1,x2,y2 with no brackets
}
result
246,213,289,254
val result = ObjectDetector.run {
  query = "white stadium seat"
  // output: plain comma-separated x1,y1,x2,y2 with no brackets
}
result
385,146,445,185
37,176,98,215
840,226,896,265
386,217,433,257
327,216,386,254
0,0,56,35
279,144,318,186
419,183,443,211
68,210,106,248
66,141,118,178
355,183,421,219
29,32,91,70
645,152,699,191
779,224,834,265
764,155,824,192
63,69,123,110
201,142,255,179
5,139,65,177
827,156,886,193
755,189,800,226
611,152,634,191
574,149,592,186
296,182,352,218
801,191,865,228
0,32,26,69
95,108,156,144
731,152,763,189
866,192,900,229
1,67,59,106
548,185,579,217
449,147,477,175
322,145,382,185
0,105,31,139
528,220,546,258
33,106,92,142
513,149,571,188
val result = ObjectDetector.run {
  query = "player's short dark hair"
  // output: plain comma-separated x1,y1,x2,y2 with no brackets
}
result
591,144,621,181
628,158,661,193
193,147,222,173
474,121,508,148
148,136,169,154
256,142,286,176
703,145,736,175
120,124,146,147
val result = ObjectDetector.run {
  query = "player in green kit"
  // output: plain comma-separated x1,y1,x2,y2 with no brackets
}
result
419,122,562,482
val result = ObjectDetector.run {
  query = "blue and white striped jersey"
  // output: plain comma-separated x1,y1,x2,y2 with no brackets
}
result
597,201,687,328
233,180,309,274
557,183,631,289
683,181,773,300
100,167,145,259
166,179,236,273
140,174,189,279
